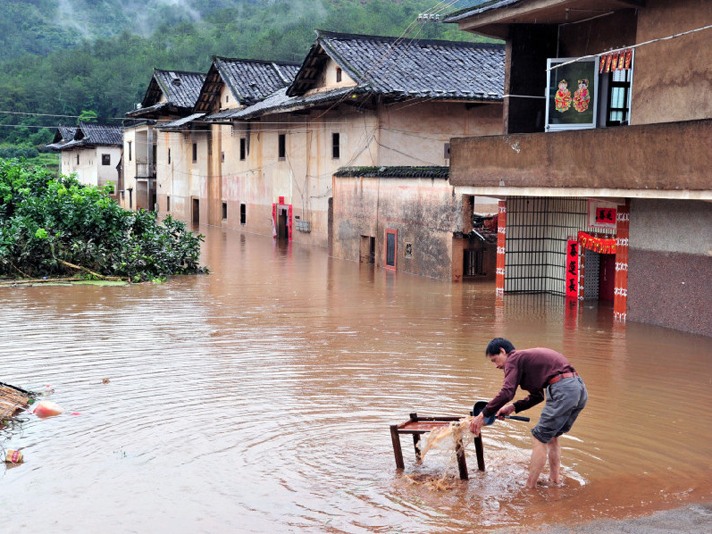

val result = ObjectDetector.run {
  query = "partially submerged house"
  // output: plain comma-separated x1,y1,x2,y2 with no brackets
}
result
46,122,122,193
443,0,711,336
157,57,300,225
201,30,505,258
123,68,207,211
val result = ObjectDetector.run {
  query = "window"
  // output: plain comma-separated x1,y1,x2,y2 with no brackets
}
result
167,196,171,212
385,229,397,270
336,67,342,83
240,203,246,224
221,151,225,162
128,141,132,162
101,154,110,166
605,68,632,126
278,134,286,159
240,138,246,160
76,154,80,164
332,133,340,159
192,142,198,162
226,95,229,104
168,148,171,165
222,202,227,220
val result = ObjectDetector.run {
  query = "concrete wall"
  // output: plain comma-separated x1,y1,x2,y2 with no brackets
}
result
627,199,712,337
628,199,712,336
449,119,712,192
632,0,712,125
332,174,462,280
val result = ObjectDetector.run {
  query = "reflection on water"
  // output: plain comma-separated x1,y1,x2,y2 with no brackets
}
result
1,226,710,533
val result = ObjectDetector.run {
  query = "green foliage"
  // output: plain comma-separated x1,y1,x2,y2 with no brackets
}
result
0,159,206,281
0,1,490,145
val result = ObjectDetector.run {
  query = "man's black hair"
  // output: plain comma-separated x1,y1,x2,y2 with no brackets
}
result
485,337,515,356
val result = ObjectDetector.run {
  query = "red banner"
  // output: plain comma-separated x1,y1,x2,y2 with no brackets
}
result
566,239,579,299
578,232,616,255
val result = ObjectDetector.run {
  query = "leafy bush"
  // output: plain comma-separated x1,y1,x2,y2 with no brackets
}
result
0,158,206,281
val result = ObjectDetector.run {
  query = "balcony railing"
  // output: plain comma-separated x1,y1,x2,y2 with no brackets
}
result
135,163,156,179
449,119,711,193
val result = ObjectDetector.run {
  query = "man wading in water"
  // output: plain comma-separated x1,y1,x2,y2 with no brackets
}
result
469,338,588,488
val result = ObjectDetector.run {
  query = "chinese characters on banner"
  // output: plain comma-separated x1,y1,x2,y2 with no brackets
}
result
595,207,617,227
566,239,579,299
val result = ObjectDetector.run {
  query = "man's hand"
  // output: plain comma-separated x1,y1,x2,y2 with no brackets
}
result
496,403,515,419
469,413,485,436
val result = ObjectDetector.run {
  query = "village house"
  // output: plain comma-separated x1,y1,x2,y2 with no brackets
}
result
443,0,711,336
46,122,122,194
156,57,300,226
123,68,206,212
193,30,505,266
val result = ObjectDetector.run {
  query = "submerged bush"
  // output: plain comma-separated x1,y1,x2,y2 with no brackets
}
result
0,158,206,281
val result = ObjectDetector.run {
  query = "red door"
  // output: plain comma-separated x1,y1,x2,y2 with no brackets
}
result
599,253,616,301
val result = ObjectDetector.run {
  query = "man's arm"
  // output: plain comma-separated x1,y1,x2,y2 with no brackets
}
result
513,390,544,412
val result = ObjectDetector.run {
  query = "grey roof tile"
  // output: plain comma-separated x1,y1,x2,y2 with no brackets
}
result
213,57,301,106
289,30,504,100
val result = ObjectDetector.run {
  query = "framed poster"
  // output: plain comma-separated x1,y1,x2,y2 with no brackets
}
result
545,58,599,131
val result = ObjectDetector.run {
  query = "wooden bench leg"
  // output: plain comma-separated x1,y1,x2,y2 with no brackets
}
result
390,425,404,469
412,433,421,462
455,434,469,480
474,434,485,471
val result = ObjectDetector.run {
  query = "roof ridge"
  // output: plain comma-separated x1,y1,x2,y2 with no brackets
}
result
315,29,504,49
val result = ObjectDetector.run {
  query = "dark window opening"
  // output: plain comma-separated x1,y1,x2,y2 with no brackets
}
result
222,202,228,220
168,148,171,164
167,196,171,212
385,229,397,270
606,68,632,126
332,133,340,159
76,154,80,164
101,154,110,166
336,67,342,83
240,138,246,160
240,203,246,224
278,134,286,159
128,141,132,162
192,142,198,162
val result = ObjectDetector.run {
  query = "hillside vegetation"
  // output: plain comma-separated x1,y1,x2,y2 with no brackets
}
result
0,0,486,147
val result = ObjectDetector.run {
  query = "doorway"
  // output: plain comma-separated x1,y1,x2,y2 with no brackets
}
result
192,198,200,224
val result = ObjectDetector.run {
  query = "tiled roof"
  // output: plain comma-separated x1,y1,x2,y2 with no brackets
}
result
334,166,449,179
215,57,300,105
45,125,77,149
443,0,523,23
213,86,361,120
49,122,123,150
127,69,206,117
193,58,300,114
156,113,207,131
288,30,505,100
222,31,504,121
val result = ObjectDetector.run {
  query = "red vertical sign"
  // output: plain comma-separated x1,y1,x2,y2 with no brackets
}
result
287,204,293,241
614,202,630,322
495,201,506,297
566,239,579,299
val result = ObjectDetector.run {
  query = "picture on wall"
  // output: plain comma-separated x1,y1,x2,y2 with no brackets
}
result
546,58,598,131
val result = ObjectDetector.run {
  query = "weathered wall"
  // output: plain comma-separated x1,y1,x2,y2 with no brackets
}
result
632,0,712,125
379,101,503,165
627,198,712,337
332,174,462,280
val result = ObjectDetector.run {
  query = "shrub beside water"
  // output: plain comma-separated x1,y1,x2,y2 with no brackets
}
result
0,158,206,282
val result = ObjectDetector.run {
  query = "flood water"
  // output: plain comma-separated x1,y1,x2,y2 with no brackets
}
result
1,225,710,533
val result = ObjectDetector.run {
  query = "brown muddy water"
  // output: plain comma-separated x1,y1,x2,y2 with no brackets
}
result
1,225,710,533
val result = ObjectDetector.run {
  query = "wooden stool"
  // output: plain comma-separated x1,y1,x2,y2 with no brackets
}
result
390,413,485,480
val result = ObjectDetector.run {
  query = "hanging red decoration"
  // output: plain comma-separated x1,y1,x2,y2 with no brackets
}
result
578,232,617,255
